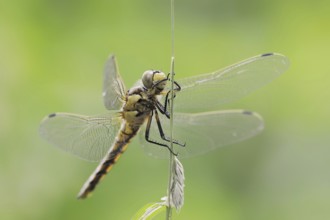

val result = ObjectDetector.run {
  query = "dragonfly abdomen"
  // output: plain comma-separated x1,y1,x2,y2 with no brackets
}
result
77,121,141,199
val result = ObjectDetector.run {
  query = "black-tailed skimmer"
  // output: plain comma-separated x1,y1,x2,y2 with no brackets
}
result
39,53,289,199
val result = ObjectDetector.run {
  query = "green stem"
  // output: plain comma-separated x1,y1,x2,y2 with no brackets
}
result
166,56,175,219
166,1,175,219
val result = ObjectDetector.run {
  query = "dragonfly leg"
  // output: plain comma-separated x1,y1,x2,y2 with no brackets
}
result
163,79,181,118
154,110,186,147
155,100,170,118
156,79,182,119
145,111,178,156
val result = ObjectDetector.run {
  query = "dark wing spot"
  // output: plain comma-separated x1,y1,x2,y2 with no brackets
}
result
242,110,253,115
261,53,274,57
48,113,56,118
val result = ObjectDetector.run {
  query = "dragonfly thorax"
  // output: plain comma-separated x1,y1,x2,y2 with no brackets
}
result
124,86,154,116
142,70,167,95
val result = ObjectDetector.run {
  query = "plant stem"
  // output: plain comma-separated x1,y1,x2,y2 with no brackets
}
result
166,0,175,219
166,57,175,220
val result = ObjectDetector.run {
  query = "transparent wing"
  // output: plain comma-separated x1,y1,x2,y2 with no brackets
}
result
139,110,264,159
39,111,122,162
103,54,126,110
133,79,143,88
170,53,289,113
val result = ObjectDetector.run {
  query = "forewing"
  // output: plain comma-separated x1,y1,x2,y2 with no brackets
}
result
172,53,289,113
39,111,122,162
103,54,126,110
133,79,143,88
139,110,264,159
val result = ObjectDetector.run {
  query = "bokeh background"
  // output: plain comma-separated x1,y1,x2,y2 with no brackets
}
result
1,0,330,219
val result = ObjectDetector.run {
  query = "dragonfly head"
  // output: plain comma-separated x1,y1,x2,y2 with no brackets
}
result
142,70,167,94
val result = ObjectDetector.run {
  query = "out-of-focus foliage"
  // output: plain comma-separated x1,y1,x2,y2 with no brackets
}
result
1,0,330,219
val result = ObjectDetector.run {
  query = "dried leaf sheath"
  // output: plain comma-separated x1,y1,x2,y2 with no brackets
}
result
167,156,185,210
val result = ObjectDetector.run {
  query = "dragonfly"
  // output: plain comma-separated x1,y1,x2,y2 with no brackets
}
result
39,52,289,199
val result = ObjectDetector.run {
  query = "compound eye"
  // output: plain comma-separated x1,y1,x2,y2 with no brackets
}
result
142,70,154,88
153,71,167,90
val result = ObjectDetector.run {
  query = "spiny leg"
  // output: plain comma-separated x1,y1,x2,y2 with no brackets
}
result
155,100,170,118
145,111,178,155
163,79,181,119
154,109,185,147
155,80,181,119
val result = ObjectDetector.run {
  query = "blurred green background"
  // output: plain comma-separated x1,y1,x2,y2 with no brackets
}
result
1,0,330,219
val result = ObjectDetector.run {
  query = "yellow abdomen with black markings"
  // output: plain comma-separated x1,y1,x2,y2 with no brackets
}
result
77,91,152,199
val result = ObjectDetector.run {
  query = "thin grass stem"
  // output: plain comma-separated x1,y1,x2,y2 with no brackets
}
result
166,0,175,219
